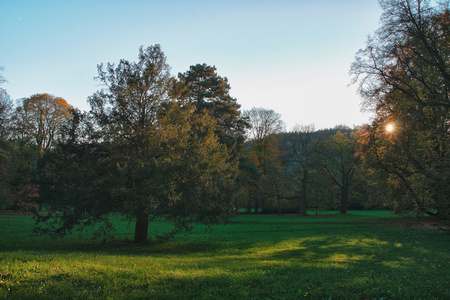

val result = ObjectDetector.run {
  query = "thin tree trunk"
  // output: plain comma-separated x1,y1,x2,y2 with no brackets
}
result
247,189,254,214
299,169,308,215
299,197,306,215
340,184,348,214
134,211,149,243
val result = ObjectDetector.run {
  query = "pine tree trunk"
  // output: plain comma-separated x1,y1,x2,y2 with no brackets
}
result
134,211,149,243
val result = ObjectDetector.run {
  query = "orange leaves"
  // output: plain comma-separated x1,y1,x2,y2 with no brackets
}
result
15,93,73,152
11,184,39,211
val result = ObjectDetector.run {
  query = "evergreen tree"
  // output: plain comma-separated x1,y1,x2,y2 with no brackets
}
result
174,64,248,154
36,46,239,242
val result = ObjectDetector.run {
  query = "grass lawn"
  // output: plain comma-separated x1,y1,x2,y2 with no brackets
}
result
0,211,448,299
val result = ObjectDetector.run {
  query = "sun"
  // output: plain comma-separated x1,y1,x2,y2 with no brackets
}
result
386,124,394,132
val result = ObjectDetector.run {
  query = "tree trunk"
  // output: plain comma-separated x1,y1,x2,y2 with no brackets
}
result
340,184,348,214
247,190,253,214
299,169,308,215
134,211,149,243
298,197,306,215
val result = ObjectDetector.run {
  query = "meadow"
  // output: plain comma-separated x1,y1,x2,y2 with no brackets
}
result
0,211,448,299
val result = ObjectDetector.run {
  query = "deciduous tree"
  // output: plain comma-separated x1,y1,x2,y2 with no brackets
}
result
283,125,324,215
243,107,284,213
0,67,13,205
12,93,72,153
322,130,360,214
351,0,449,218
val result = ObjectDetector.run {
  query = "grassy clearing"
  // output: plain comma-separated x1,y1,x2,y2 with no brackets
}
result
0,211,449,299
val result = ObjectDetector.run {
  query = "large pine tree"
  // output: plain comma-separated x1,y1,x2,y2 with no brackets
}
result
173,64,249,155
36,46,239,242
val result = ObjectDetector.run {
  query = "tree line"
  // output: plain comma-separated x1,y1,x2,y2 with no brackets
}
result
0,0,448,242
240,115,364,215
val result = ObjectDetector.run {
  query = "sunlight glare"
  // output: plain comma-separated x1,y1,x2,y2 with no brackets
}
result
386,124,394,132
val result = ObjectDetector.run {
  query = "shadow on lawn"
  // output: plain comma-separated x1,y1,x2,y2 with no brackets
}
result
8,235,448,299
2,220,449,299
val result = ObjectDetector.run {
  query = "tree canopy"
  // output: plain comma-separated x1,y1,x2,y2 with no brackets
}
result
174,63,249,154
36,45,240,242
351,0,449,218
12,94,72,153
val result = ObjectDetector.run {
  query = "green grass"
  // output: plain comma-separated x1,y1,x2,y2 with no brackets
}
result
0,211,449,299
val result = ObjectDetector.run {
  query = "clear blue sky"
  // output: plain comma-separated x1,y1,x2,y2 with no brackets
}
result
0,0,382,130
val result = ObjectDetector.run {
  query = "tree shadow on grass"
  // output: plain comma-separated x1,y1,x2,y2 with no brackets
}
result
6,238,449,300
1,221,449,299
256,234,449,299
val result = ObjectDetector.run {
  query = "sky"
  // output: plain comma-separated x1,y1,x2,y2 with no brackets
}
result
0,0,383,130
